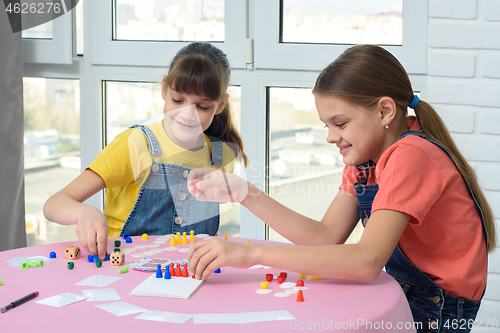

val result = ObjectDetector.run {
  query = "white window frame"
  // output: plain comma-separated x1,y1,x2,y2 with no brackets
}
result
253,0,428,74
89,0,247,69
22,1,76,64
22,0,429,241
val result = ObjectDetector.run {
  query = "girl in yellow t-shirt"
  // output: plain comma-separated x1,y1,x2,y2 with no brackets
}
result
44,42,248,260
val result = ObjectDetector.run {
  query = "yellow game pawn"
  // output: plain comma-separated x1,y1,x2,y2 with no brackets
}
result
247,240,251,243
176,232,181,244
189,230,195,243
181,232,188,244
170,234,176,246
224,232,228,240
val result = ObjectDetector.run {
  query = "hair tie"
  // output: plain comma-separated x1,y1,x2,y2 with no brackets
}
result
409,95,420,109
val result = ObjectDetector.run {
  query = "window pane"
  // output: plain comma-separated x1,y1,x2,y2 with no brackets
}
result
104,81,241,236
24,78,80,246
113,0,224,42
267,87,363,243
281,0,402,45
22,21,53,39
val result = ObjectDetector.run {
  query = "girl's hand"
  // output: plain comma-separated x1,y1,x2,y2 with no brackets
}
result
75,207,108,259
187,168,249,203
187,238,257,280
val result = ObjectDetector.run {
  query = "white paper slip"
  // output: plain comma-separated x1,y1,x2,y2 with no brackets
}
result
130,274,204,300
75,274,122,287
135,310,193,324
193,313,247,324
95,301,147,316
36,293,88,307
82,288,121,302
242,310,295,323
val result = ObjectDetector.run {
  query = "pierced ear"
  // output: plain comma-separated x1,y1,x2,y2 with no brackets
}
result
378,97,397,125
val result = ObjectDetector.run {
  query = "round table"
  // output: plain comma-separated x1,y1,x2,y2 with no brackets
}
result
0,235,415,332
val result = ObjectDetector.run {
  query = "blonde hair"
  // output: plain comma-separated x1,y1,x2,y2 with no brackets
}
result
164,42,248,167
313,44,496,252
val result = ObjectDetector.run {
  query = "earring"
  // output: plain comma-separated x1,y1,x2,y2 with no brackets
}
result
385,125,389,129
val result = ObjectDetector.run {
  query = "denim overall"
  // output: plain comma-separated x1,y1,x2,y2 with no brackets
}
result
354,131,488,333
119,125,223,237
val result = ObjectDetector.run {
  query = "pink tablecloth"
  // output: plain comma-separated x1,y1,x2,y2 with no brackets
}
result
0,236,415,332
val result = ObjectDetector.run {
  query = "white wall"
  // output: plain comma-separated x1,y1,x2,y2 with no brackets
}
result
427,0,500,331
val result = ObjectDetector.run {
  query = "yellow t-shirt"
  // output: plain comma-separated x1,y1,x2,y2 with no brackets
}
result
87,120,236,237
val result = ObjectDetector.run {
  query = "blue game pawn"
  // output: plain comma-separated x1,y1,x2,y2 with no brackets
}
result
214,268,221,274
156,264,163,278
163,266,171,280
49,251,56,259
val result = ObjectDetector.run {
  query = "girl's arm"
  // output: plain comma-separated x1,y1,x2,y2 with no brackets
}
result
43,169,108,259
189,168,360,245
188,209,410,281
241,186,360,245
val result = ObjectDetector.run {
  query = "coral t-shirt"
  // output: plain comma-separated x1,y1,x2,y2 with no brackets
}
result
339,117,487,301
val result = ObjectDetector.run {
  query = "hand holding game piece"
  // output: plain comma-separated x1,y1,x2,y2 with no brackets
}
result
187,168,250,204
187,238,256,280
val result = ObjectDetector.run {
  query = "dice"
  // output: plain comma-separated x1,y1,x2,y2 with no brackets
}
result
65,246,81,260
110,251,125,266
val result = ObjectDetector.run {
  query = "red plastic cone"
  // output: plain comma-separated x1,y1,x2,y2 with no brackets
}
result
296,289,304,302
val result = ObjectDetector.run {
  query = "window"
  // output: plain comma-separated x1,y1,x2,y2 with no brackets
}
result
113,0,225,42
281,0,402,45
23,0,427,244
254,0,427,73
21,0,79,64
267,87,364,243
23,77,80,246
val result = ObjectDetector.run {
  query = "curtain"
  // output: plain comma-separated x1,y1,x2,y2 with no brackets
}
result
0,6,27,251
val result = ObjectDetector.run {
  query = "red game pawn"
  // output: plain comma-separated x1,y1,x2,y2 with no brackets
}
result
169,263,175,277
277,276,285,284
266,274,273,282
297,280,304,286
194,179,201,193
296,289,304,302
280,272,287,279
182,264,189,278
175,263,182,277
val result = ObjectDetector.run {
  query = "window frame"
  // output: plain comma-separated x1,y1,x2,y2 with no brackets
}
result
89,0,247,69
253,0,428,74
22,3,75,64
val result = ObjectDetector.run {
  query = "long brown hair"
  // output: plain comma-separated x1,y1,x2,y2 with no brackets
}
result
313,44,496,252
164,42,248,167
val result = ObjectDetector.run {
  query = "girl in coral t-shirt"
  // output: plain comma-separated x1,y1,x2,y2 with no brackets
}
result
186,45,496,333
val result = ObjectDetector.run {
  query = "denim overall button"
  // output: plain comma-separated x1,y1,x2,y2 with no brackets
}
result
432,296,441,304
152,164,159,173
182,170,189,177
429,320,438,329
179,193,187,201
174,217,182,225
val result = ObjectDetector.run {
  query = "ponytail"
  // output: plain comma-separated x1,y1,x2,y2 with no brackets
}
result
414,101,496,251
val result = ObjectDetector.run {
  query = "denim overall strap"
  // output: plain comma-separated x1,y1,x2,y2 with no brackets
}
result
399,131,489,247
119,126,221,237
355,131,486,332
208,136,224,169
130,124,162,156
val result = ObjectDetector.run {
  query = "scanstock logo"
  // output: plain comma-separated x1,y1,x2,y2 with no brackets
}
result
3,0,79,33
